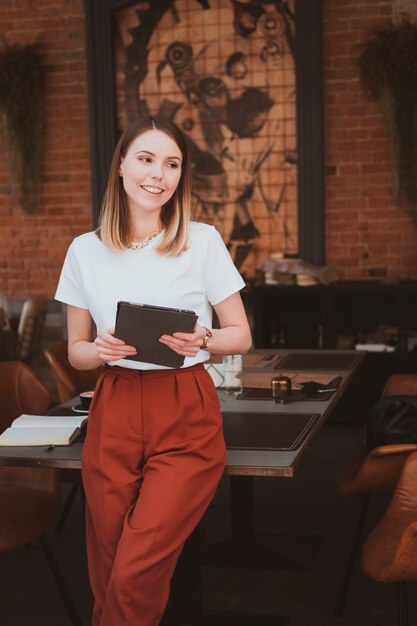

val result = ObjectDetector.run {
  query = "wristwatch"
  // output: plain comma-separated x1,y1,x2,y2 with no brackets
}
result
200,327,213,350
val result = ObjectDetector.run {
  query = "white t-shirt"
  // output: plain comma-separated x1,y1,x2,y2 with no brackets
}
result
55,222,245,370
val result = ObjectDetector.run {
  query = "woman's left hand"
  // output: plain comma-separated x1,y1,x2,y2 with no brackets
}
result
159,324,207,357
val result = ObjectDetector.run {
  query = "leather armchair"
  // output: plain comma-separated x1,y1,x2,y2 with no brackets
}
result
0,361,82,625
361,450,417,626
0,360,53,434
15,296,48,361
335,373,417,615
44,340,102,403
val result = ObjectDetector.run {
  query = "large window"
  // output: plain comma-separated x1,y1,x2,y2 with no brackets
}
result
84,0,323,271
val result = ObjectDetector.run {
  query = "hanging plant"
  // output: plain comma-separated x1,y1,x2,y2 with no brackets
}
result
358,19,417,224
0,43,45,213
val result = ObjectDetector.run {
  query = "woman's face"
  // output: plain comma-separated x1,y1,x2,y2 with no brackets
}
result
119,129,183,217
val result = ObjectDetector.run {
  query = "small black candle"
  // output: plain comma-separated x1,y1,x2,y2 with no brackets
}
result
271,375,292,402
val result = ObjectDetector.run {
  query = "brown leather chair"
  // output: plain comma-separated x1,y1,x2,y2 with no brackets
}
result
361,450,417,626
15,296,48,361
0,360,54,434
0,361,82,625
335,374,417,615
0,307,17,360
44,340,100,531
0,309,4,359
44,340,102,403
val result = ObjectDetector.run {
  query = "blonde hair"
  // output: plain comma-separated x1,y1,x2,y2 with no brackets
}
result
97,116,192,256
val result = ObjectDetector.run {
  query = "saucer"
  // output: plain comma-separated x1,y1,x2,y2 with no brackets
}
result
72,404,89,414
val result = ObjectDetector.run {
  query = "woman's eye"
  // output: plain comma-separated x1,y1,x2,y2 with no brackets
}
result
167,162,179,168
139,156,151,163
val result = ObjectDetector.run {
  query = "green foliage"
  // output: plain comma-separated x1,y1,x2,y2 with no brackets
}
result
359,20,417,223
0,43,45,213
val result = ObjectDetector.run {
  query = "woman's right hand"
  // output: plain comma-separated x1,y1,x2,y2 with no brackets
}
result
94,328,137,363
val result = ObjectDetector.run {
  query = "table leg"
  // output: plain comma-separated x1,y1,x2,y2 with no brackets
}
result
164,518,289,626
163,478,314,625
165,525,202,625
231,475,255,539
203,476,322,570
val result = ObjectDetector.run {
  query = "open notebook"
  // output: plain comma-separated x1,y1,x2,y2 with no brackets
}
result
0,414,88,446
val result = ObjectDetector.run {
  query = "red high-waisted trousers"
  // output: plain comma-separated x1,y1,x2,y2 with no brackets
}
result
81,363,226,626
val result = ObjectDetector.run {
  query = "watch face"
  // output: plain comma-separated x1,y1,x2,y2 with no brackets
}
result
202,328,212,349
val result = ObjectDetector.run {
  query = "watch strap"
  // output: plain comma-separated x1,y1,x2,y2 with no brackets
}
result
200,327,213,350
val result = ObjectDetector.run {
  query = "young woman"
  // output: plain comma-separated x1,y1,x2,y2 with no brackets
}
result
55,116,252,626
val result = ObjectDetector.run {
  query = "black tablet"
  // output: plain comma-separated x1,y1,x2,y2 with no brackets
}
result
114,301,197,368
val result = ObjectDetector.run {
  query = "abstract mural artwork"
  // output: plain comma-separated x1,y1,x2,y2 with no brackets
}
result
113,0,297,277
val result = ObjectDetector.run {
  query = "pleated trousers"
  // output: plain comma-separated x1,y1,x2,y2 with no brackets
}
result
81,363,226,626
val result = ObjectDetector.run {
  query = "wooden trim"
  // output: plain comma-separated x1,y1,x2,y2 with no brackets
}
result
295,0,324,265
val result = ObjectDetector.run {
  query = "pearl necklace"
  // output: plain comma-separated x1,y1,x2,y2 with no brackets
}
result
127,226,163,251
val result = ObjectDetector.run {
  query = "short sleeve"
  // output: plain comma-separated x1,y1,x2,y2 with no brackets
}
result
55,241,89,309
204,228,245,305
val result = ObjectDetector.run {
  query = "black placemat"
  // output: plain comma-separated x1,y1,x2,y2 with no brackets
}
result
222,412,320,451
275,352,357,370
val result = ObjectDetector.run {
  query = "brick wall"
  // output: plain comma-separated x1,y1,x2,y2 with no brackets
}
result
0,0,416,298
0,0,92,298
323,0,417,279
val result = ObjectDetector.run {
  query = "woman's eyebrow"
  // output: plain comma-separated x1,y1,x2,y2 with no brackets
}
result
134,149,182,161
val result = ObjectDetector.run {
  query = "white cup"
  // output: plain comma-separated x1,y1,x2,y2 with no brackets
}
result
222,355,242,389
204,363,225,388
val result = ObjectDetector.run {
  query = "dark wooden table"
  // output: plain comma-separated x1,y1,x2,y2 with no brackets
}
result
0,349,364,625
0,349,363,474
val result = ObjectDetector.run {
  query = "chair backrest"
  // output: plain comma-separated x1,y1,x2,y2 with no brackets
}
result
16,297,48,361
0,361,59,553
44,341,102,403
0,361,52,434
0,309,4,359
361,451,417,584
382,374,417,398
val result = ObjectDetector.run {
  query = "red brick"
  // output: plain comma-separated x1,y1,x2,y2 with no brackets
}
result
1,0,416,294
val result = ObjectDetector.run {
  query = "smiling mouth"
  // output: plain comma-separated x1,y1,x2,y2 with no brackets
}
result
141,185,164,195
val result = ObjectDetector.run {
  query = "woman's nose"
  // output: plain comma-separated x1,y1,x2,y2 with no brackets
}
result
151,162,163,179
